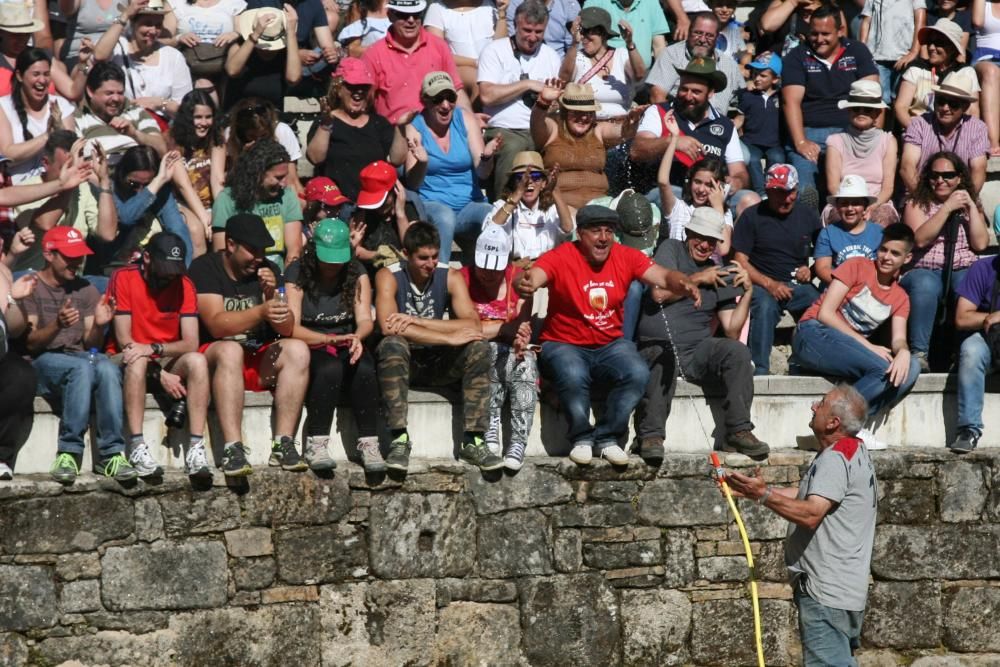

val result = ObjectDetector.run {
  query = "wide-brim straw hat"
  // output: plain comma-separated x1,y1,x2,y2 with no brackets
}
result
508,151,544,175
931,69,979,102
559,82,601,113
918,18,964,55
236,8,287,51
0,3,43,32
837,79,888,109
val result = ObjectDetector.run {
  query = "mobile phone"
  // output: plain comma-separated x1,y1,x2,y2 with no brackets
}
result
82,140,94,161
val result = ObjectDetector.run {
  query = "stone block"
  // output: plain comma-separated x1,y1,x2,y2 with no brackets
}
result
873,525,1000,580
582,540,662,570
466,465,573,514
581,526,661,542
553,529,582,572
877,478,937,524
697,555,751,582
241,471,352,526
261,585,319,604
0,633,28,667
60,579,101,614
274,524,367,584
604,566,665,588
737,500,790,540
638,478,728,526
553,502,637,527
478,509,552,577
34,629,177,666
54,552,101,581
400,472,465,493
232,556,275,591
134,497,164,542
586,481,641,503
943,585,1000,652
368,492,475,579
224,527,274,558
690,598,792,666
621,589,691,666
435,579,517,607
662,529,697,587
939,461,988,522
863,581,941,649
0,495,133,554
519,573,620,667
159,490,241,537
754,541,790,582
0,565,58,631
229,590,261,607
101,541,228,611
695,541,715,558
910,656,1000,667
434,602,528,665
82,611,169,633
318,580,436,667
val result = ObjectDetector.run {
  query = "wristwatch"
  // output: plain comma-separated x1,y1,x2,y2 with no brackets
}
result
151,342,164,357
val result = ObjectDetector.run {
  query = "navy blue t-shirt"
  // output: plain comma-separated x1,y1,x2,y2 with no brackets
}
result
736,88,781,148
733,200,822,282
781,38,878,129
957,255,1000,310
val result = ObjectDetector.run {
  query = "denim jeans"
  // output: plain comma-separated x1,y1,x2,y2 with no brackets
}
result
899,267,969,355
875,62,903,104
957,332,991,434
33,351,126,458
749,281,820,375
540,338,650,448
792,319,921,416
422,199,494,264
621,280,645,342
785,126,841,192
746,143,787,195
795,587,864,667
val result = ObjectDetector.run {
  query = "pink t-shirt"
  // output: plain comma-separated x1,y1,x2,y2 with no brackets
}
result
826,131,892,197
362,29,463,124
800,257,910,335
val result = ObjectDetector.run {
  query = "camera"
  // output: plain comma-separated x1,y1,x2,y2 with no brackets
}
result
520,73,538,108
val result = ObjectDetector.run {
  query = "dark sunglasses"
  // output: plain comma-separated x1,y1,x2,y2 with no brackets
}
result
924,37,952,49
430,90,457,105
849,106,881,116
934,96,968,109
344,83,370,94
929,170,959,181
387,9,422,21
580,26,606,36
236,103,269,117
511,170,546,182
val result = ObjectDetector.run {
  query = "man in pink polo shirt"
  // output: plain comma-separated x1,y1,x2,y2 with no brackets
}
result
362,0,472,123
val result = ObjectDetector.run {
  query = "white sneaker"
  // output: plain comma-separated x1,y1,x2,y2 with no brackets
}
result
857,428,888,451
0,462,12,480
600,445,630,465
569,444,593,465
128,442,164,477
504,442,526,471
485,439,502,458
185,443,212,478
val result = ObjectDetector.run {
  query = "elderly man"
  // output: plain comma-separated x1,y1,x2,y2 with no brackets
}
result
725,384,877,667
634,207,767,462
479,0,562,198
646,11,744,114
900,70,989,195
517,205,698,465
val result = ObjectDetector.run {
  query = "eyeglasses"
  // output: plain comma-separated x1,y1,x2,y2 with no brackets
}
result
387,9,422,22
689,30,717,39
929,170,959,181
430,90,457,105
934,96,968,109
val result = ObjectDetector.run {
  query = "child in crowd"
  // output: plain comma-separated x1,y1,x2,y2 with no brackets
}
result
734,53,784,197
814,175,886,286
710,0,746,60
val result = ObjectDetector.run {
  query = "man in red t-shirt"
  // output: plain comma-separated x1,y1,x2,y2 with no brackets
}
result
108,232,211,479
517,205,698,465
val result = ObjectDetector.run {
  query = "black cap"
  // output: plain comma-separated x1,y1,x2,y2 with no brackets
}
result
146,231,187,276
226,213,273,251
576,204,620,229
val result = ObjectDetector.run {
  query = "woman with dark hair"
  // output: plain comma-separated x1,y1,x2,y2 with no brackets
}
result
285,218,382,472
0,7,78,97
224,97,304,197
0,49,77,184
900,150,990,369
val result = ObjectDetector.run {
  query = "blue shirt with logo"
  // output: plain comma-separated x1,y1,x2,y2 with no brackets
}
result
781,38,879,129
814,221,884,268
736,88,781,148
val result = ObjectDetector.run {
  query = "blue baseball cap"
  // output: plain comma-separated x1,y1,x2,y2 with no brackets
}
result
749,53,782,77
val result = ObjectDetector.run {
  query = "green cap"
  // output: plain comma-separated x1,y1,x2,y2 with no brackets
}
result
313,218,352,264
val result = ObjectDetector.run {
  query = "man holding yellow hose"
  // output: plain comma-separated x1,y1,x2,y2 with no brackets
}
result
724,384,877,667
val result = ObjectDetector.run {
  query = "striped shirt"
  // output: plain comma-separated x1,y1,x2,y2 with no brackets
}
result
907,200,979,271
903,113,990,178
73,103,161,161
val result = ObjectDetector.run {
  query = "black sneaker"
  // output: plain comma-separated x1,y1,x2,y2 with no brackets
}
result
221,442,253,477
723,430,771,460
269,436,308,472
97,453,139,482
948,428,980,454
384,433,412,471
459,435,504,471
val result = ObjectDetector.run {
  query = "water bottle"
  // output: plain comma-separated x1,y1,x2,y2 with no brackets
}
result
88,347,98,365
275,287,287,305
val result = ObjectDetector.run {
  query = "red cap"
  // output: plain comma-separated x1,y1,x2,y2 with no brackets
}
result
305,177,351,207
335,57,374,86
42,226,93,258
356,161,397,209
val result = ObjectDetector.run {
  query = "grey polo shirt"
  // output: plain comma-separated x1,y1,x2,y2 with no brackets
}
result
644,42,745,115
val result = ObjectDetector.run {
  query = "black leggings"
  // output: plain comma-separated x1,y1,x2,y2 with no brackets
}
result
0,354,36,467
304,347,378,438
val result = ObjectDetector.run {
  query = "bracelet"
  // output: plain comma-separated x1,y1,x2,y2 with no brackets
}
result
758,486,772,505
97,186,112,195
249,33,260,44
113,15,127,26
626,43,636,51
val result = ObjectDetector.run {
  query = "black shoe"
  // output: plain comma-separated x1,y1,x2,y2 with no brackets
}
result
384,433,412,471
221,442,253,477
948,428,980,454
459,435,504,471
723,430,771,460
269,436,308,472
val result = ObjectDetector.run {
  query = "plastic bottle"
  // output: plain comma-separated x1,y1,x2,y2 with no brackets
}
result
275,286,287,304
88,347,98,365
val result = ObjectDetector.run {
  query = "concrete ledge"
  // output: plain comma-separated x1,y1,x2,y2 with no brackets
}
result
10,373,996,475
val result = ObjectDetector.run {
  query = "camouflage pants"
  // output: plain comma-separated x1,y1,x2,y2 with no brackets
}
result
376,335,491,432
484,342,538,447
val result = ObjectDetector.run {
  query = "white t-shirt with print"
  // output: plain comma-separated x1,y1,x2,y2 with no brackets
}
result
424,1,498,60
173,0,247,43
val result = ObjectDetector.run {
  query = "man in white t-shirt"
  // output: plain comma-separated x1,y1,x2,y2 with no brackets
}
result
478,0,561,197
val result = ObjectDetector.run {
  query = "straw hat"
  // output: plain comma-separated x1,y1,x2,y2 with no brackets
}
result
559,82,601,113
508,151,544,175
0,3,43,32
235,7,287,51
837,80,888,109
932,69,979,102
917,18,964,55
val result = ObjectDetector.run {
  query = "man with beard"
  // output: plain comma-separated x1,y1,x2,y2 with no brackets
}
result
190,213,311,477
632,57,750,193
646,12,744,114
108,232,211,479
73,62,166,164
781,4,878,200
733,164,821,376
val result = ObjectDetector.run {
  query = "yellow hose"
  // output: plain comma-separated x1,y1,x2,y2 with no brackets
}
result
712,453,765,667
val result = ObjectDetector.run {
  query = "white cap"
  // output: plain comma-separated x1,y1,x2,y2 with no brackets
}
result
474,225,511,271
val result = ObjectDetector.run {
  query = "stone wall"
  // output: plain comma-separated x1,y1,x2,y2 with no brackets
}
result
0,449,998,667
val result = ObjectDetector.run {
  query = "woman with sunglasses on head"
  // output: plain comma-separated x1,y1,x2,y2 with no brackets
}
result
306,57,406,205
402,71,497,264
900,151,989,370
529,79,643,211
225,97,305,198
824,80,899,228
485,150,572,267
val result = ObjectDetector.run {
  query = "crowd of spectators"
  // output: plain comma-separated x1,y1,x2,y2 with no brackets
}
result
1,0,999,484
